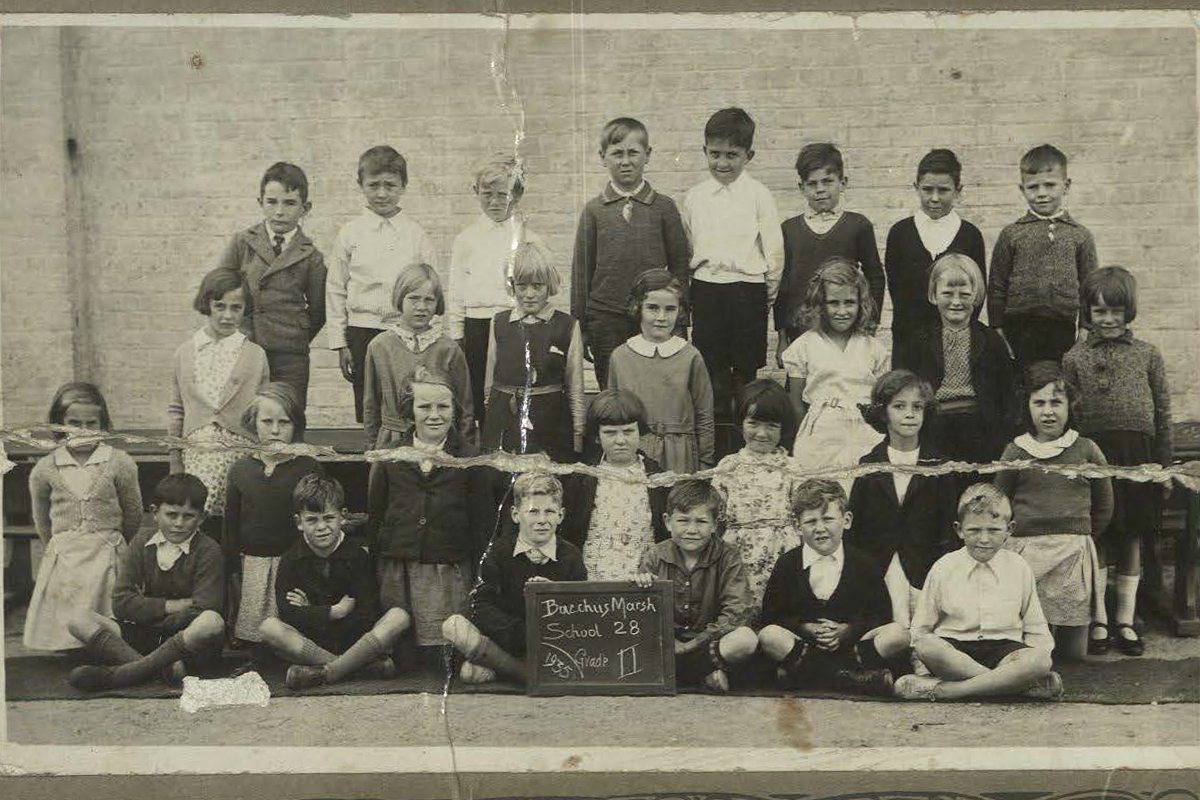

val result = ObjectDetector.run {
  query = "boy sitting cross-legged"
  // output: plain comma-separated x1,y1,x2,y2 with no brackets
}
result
442,473,587,685
259,473,411,690
634,479,758,693
66,474,226,691
895,483,1062,702
757,478,909,697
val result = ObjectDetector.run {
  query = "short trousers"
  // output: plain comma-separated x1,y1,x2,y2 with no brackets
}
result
943,637,1030,669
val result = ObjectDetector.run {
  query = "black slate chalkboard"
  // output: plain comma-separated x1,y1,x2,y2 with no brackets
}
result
524,580,676,696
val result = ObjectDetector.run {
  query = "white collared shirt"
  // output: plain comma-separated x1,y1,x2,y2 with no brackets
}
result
609,180,646,199
264,223,297,253
54,443,113,499
446,213,544,340
887,445,920,504
514,535,558,563
147,529,198,572
326,208,439,349
804,203,844,235
681,172,783,299
801,541,845,601
624,334,688,359
913,209,962,258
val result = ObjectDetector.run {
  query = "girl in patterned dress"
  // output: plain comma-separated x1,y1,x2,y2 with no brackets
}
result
608,269,715,473
562,389,669,580
781,258,888,483
168,269,270,539
224,382,323,644
24,383,143,651
713,379,801,612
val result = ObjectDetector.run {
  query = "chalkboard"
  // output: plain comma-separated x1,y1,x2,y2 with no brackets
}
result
524,580,676,696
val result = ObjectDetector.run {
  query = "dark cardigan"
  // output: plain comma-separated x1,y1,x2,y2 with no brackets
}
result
891,318,1018,446
760,543,891,643
366,429,496,565
884,216,987,345
560,452,670,547
846,440,959,588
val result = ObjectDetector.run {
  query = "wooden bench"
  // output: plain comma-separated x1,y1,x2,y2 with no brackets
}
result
5,424,1200,635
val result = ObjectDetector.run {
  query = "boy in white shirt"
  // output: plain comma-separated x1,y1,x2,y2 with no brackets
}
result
681,107,783,427
326,145,439,422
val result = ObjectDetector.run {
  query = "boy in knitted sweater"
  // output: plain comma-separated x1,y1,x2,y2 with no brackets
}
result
988,144,1098,371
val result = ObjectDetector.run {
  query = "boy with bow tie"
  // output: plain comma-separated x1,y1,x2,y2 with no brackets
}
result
757,478,909,696
66,474,226,691
442,473,587,686
217,162,327,409
774,142,885,366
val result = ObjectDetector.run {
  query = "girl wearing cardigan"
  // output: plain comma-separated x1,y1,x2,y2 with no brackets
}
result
168,268,270,532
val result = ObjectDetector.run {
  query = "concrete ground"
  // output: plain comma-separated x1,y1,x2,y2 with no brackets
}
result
5,605,1199,749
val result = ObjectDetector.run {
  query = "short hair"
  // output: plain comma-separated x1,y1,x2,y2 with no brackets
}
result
736,379,796,450
48,382,112,434
916,148,962,188
586,388,649,442
665,479,724,521
358,145,408,186
473,155,525,197
791,478,848,518
704,107,755,151
1018,359,1077,435
1080,265,1138,326
956,482,1012,523
513,472,564,507
795,142,845,181
800,257,878,335
397,365,463,430
863,369,938,435
927,252,986,311
626,268,687,323
391,262,445,316
153,473,208,511
1020,144,1068,176
599,117,650,152
293,472,345,514
242,382,307,442
510,240,562,296
193,268,254,317
259,161,309,204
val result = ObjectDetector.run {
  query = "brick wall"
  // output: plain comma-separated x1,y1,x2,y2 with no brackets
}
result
1,24,1197,430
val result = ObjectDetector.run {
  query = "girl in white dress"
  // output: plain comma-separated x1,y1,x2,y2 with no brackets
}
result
781,258,888,485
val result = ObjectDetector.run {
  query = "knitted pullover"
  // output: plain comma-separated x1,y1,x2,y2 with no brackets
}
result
988,211,1098,327
994,435,1113,537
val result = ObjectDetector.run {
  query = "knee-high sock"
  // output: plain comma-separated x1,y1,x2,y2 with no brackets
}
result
107,633,190,687
470,637,526,683
87,628,143,666
1115,573,1140,626
324,633,386,683
298,637,336,666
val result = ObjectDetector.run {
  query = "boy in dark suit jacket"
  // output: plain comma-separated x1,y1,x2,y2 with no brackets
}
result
442,473,587,686
758,478,909,696
217,161,327,407
259,474,410,690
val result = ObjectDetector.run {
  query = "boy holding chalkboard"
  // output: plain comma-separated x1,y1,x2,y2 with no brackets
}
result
443,473,587,685
757,478,910,696
634,480,758,693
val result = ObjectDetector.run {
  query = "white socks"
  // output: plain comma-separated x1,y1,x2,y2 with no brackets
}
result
1115,573,1140,626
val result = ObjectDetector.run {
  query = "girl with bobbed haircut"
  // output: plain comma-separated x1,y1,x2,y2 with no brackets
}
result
713,378,803,610
848,368,958,629
564,389,670,579
396,365,466,431
48,382,113,437
926,252,986,311
509,240,562,297
624,268,688,323
225,381,324,645
1079,264,1138,327
995,358,1113,661
390,262,446,318
193,268,255,317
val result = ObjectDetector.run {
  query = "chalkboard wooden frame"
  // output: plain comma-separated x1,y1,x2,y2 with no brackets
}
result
524,580,677,697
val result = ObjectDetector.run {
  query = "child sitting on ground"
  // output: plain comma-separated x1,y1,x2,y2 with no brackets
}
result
634,480,758,693
66,474,225,691
260,474,411,690
896,483,1061,702
443,473,587,685
758,478,908,696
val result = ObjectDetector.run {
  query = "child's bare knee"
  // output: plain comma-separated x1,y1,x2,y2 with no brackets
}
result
442,614,472,648
190,610,225,641
721,626,758,662
258,617,286,644
912,633,942,660
757,625,794,660
65,610,103,643
376,608,411,640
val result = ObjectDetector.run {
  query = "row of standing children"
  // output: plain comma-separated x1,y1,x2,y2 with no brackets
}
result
23,107,1173,670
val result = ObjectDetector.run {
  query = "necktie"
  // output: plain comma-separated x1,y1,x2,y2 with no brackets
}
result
273,234,285,255
621,200,633,223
